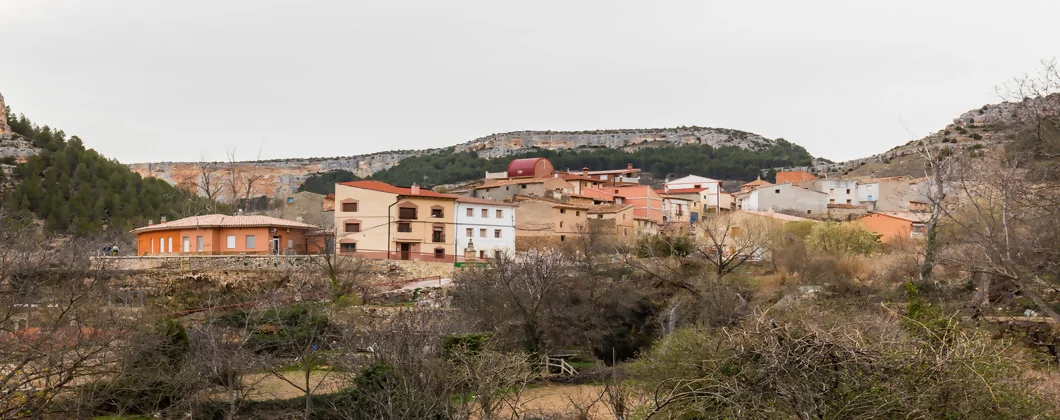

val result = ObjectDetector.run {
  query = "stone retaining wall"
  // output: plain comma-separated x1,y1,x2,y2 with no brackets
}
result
96,255,457,280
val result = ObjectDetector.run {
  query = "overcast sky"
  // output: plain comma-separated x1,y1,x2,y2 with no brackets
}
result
1,1,1058,164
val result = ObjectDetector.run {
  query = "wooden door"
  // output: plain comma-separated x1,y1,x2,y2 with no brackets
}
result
400,243,411,260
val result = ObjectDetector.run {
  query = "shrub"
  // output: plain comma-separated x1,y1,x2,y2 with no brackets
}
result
805,222,881,256
635,234,694,257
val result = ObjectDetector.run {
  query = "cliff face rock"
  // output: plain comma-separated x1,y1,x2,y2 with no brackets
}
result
128,150,428,200
0,92,10,135
131,127,777,200
454,127,774,159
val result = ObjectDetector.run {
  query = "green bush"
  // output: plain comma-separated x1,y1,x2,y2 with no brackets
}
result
805,222,880,256
213,304,336,355
635,234,695,257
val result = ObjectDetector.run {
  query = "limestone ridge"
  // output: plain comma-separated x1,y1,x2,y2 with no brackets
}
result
129,127,779,199
0,92,10,135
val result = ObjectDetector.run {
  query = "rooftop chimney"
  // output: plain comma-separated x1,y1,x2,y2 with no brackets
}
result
160,216,167,223
148,220,154,226
582,167,589,175
411,184,421,195
237,209,244,215
627,163,633,170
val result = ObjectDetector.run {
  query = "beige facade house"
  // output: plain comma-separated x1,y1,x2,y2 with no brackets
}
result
472,177,574,202
587,204,635,239
856,176,912,212
334,180,459,262
512,195,589,249
283,191,334,229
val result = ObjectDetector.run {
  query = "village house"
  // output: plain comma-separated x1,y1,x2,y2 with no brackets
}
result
740,176,773,193
600,186,664,223
804,179,860,207
634,216,660,236
739,183,828,216
776,170,818,184
282,191,335,229
659,194,694,235
512,195,590,249
133,214,319,256
334,180,459,261
577,187,623,205
472,177,574,202
587,203,635,239
559,172,607,194
855,212,927,243
564,163,641,183
856,176,913,212
663,175,724,211
454,196,518,260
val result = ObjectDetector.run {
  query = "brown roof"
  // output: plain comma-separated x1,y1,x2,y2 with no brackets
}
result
655,187,707,194
577,168,642,175
133,214,317,233
560,173,603,182
453,195,518,207
863,211,928,223
474,178,552,189
339,180,454,198
513,194,590,209
741,177,773,188
588,204,633,214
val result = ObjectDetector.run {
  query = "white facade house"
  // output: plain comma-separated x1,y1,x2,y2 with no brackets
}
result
664,175,723,208
455,197,517,259
809,179,860,206
740,183,828,216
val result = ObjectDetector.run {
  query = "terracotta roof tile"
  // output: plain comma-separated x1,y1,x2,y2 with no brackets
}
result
338,180,454,198
133,214,317,233
589,204,633,213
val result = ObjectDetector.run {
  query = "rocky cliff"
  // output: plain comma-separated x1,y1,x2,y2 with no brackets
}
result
0,92,10,135
130,127,777,200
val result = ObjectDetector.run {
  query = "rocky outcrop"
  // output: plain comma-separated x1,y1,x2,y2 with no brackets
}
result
132,127,778,200
0,92,10,135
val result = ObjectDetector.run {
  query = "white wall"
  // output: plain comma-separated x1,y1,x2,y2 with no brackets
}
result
740,184,827,215
814,179,859,206
665,175,722,207
455,202,516,258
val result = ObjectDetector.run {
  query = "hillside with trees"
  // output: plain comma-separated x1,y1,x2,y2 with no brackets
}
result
1,109,223,236
298,139,812,194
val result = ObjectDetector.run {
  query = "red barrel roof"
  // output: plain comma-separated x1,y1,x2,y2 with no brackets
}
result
507,158,549,177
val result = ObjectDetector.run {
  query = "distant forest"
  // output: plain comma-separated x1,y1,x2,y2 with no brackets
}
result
2,110,222,236
298,140,812,194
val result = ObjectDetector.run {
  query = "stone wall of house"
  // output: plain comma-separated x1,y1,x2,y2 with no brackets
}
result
96,255,456,280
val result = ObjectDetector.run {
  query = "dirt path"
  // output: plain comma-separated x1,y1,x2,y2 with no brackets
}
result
240,371,346,401
492,384,617,419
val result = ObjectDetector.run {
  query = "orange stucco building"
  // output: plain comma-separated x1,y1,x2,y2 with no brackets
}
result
132,214,320,256
855,212,927,243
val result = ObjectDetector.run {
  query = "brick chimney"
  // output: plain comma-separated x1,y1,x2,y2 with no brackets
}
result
411,184,421,195
582,167,589,175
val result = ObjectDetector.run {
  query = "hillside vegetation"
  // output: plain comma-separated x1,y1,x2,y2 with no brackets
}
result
1,110,222,235
299,139,812,194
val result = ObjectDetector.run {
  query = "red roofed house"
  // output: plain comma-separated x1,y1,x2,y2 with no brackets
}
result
855,212,927,243
133,214,320,256
605,186,664,223
776,171,818,185
335,180,459,261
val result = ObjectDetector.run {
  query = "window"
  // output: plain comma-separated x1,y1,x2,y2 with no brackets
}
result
560,235,566,242
168,238,172,253
432,226,444,243
806,210,812,214
560,208,566,214
775,189,780,194
434,248,445,258
287,239,293,249
481,209,488,217
246,235,256,249
397,222,412,233
466,228,473,237
467,208,473,217
520,184,527,189
196,236,204,252
345,222,361,233
479,250,486,259
431,208,443,218
342,202,358,212
559,221,564,228
575,211,580,216
226,235,236,249
182,236,190,252
846,199,852,204
829,199,835,204
494,229,501,238
479,228,486,238
494,250,502,259
846,189,851,194
597,214,603,219
341,243,357,252
829,188,834,194
623,214,626,220
694,184,701,188
398,207,417,220
287,197,294,204
496,209,503,218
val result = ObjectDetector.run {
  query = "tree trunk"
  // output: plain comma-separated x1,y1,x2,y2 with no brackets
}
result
304,356,312,419
1018,277,1060,323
